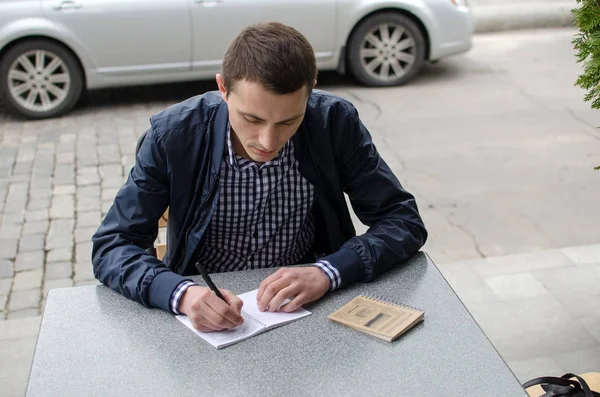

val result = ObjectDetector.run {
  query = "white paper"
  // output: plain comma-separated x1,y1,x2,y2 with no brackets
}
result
176,312,264,349
175,288,311,349
237,289,312,329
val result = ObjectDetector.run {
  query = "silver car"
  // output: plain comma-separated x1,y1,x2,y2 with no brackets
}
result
0,0,472,119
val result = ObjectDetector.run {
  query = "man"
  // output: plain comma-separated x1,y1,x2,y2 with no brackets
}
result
92,22,427,333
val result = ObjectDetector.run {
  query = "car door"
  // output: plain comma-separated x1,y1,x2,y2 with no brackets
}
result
189,0,337,73
41,0,192,74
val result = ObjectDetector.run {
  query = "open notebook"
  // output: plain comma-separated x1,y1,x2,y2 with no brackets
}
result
176,289,311,349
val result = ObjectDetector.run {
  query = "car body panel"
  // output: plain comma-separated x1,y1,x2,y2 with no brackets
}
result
0,0,473,90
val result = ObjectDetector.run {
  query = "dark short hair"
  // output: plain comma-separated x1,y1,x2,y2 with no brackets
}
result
222,22,317,95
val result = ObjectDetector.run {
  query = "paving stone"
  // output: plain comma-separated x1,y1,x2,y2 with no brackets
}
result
74,261,95,281
0,278,12,296
56,152,75,164
77,184,101,197
18,234,45,253
0,296,6,311
1,211,25,225
75,227,97,243
28,177,52,197
0,239,18,259
553,346,600,375
12,161,32,175
59,133,76,143
581,317,600,342
0,260,14,278
562,244,600,266
99,163,123,180
44,261,72,280
25,209,49,222
49,194,74,219
77,152,98,167
0,336,37,397
0,223,22,239
12,269,43,291
0,317,40,340
46,248,72,263
28,188,52,200
52,185,76,195
77,166,100,186
7,289,40,311
98,150,122,164
8,174,30,183
21,221,48,236
6,309,40,320
77,196,101,212
53,164,75,186
101,187,120,201
469,250,576,278
506,357,564,383
469,296,599,362
484,273,551,301
56,142,75,154
75,242,93,265
76,211,101,228
14,251,44,271
102,177,126,188
26,198,51,210
74,279,99,287
43,278,73,297
45,219,74,250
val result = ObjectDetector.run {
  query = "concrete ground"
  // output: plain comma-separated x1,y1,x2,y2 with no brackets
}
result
1,28,599,395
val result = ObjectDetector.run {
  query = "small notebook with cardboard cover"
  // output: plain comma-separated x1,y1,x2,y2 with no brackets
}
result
328,295,424,342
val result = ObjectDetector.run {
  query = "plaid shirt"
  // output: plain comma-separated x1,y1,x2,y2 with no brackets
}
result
170,126,341,313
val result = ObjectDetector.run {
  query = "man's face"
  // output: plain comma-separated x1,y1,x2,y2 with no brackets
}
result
217,75,309,163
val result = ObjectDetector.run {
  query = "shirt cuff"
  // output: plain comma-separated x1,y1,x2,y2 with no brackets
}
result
313,260,341,291
170,280,197,314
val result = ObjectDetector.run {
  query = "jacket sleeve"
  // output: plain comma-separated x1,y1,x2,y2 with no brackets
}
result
91,127,190,312
321,101,428,286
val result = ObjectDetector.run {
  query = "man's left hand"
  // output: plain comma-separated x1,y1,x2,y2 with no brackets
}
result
257,267,330,313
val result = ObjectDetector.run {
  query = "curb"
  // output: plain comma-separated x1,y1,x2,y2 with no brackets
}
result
472,1,575,34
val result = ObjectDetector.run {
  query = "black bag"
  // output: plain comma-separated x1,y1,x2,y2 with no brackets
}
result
523,373,600,397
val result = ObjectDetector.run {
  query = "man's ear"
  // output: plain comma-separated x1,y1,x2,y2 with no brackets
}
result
216,74,228,101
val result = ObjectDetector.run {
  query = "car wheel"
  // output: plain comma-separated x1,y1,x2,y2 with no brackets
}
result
347,12,426,87
0,39,83,119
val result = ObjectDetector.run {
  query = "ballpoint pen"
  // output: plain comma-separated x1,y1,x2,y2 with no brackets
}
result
194,261,227,302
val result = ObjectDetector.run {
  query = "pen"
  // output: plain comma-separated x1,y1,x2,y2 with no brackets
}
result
194,261,228,303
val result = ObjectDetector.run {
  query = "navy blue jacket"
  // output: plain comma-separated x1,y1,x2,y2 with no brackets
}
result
91,90,427,313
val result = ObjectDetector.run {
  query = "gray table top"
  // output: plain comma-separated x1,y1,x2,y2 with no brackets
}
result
26,252,527,397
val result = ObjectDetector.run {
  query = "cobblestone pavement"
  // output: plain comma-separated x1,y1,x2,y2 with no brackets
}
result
0,80,223,321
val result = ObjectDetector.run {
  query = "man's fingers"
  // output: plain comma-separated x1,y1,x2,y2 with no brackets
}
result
220,289,244,315
204,292,244,328
267,285,300,312
279,293,308,313
257,270,283,303
190,316,225,332
257,277,290,311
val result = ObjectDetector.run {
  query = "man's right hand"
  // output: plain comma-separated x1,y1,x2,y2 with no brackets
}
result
178,286,244,332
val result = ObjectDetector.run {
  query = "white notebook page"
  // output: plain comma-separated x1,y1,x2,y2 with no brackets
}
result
237,289,311,329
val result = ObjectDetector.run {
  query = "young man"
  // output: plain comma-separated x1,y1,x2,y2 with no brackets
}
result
92,22,427,333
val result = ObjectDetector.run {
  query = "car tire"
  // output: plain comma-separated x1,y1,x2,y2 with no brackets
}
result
0,39,83,119
347,12,426,87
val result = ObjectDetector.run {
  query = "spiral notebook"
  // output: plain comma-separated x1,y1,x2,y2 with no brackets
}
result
176,289,311,349
328,295,424,342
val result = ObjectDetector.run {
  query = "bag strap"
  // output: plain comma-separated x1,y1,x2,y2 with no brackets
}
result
561,374,600,397
523,376,581,390
523,373,600,397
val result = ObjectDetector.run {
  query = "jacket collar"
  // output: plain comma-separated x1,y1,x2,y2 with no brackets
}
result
210,101,229,175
